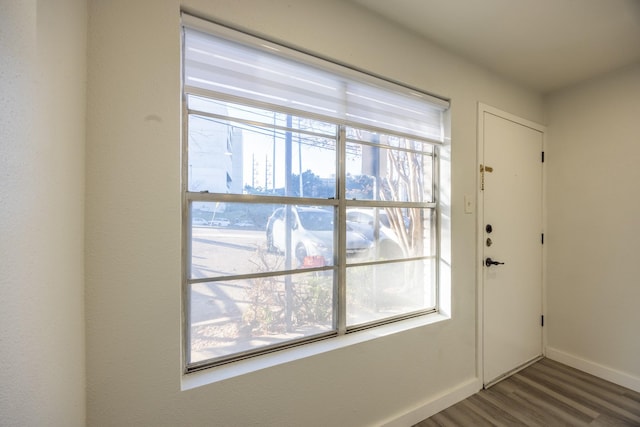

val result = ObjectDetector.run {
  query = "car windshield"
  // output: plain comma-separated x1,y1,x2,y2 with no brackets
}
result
298,210,333,231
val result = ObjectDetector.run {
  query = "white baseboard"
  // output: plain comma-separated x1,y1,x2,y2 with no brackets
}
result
380,378,481,427
546,347,640,393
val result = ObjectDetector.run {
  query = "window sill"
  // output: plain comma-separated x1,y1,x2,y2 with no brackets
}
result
181,311,449,390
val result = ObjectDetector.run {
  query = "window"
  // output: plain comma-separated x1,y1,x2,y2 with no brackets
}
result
182,14,450,371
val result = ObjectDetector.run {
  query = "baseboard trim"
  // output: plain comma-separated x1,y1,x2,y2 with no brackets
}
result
546,347,640,393
380,378,481,427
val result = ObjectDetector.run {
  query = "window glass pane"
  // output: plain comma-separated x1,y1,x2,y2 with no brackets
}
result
346,258,435,327
192,203,345,279
345,141,433,202
346,207,433,262
188,112,337,197
191,202,272,279
189,272,334,364
188,95,337,136
346,127,431,152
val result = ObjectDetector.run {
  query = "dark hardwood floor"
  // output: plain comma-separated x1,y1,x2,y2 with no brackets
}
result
415,358,640,426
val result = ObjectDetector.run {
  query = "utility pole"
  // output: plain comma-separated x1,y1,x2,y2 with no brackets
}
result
284,114,294,331
265,154,268,191
251,153,255,189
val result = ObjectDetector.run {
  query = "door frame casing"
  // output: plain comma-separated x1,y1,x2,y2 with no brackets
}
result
476,103,548,387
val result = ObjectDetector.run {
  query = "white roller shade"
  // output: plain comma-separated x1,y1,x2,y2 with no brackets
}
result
183,14,449,142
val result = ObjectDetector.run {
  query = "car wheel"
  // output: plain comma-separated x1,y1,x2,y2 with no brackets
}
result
295,244,308,267
266,229,275,253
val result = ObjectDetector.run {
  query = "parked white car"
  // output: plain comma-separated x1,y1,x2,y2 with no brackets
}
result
210,217,230,227
192,217,209,226
346,208,404,259
266,206,371,267
234,219,255,228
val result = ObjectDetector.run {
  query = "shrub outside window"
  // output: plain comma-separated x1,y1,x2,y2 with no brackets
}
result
182,14,449,371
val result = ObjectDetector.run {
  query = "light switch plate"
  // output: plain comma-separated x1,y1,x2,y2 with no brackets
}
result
464,194,474,214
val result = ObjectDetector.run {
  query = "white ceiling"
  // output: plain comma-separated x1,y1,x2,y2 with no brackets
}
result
350,0,640,93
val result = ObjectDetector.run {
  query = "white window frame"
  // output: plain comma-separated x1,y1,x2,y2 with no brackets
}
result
181,13,451,375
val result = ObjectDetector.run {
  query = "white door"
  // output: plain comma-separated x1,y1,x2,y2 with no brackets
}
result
481,108,544,387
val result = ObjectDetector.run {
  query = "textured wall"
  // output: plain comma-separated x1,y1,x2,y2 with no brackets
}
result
0,0,87,425
546,63,640,388
84,0,542,425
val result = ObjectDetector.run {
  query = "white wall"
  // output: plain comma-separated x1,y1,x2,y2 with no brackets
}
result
0,0,87,425
85,0,543,425
546,63,640,389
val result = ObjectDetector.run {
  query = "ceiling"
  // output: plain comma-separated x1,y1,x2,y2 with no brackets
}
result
350,0,640,93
